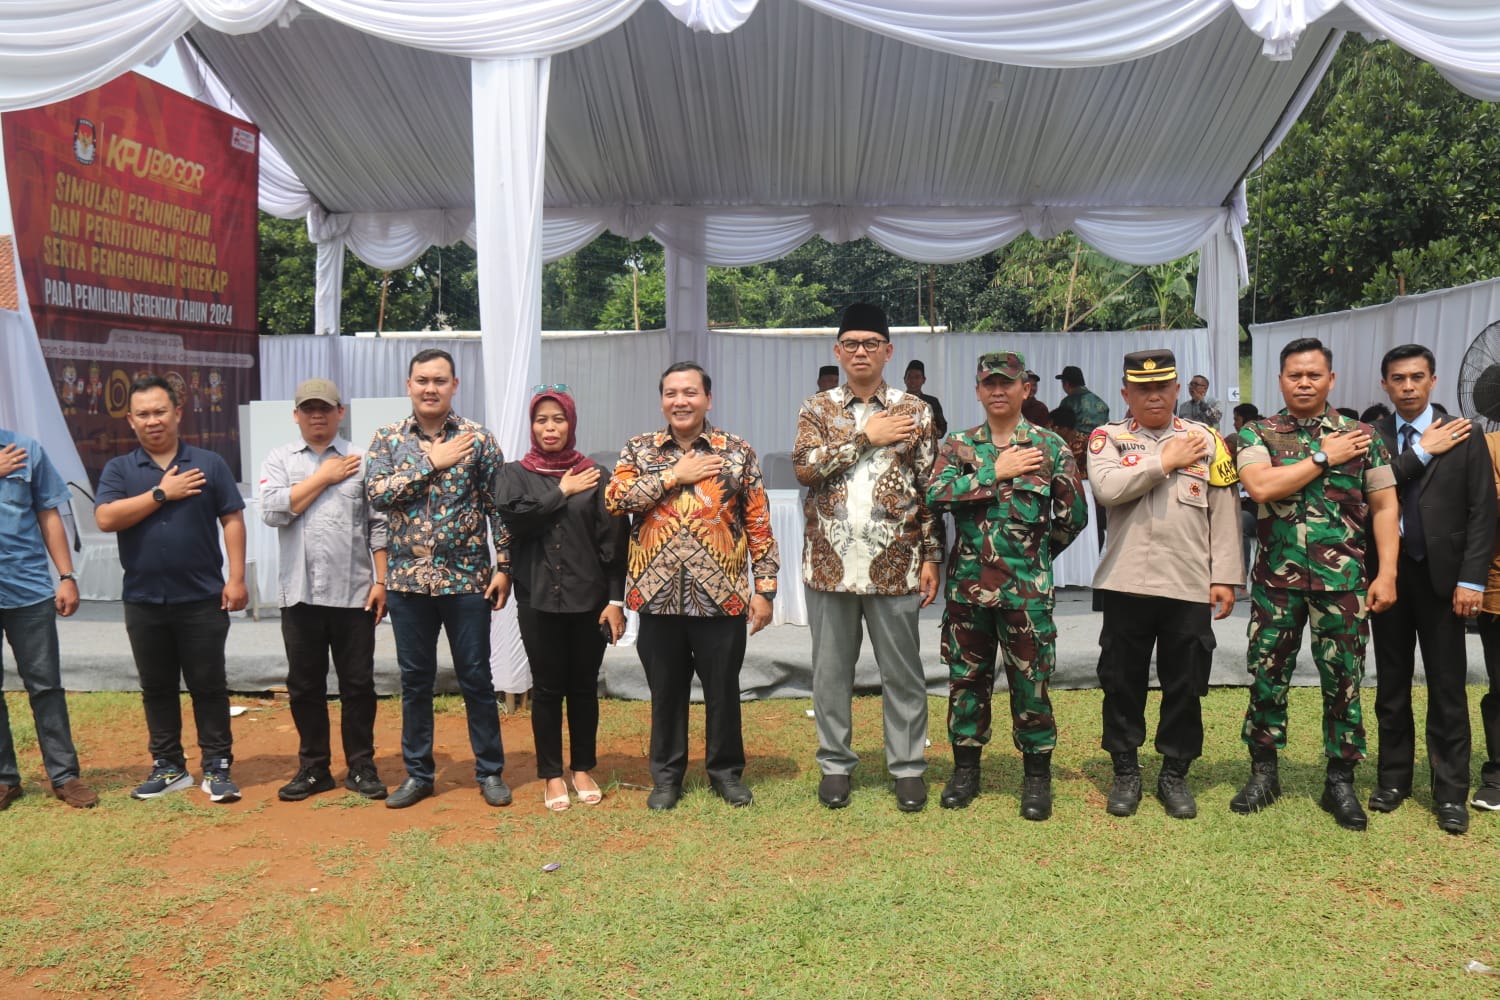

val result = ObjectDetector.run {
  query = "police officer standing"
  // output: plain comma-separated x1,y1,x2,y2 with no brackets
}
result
927,351,1088,820
1086,350,1243,819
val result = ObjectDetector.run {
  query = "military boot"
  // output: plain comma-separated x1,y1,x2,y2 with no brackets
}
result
1229,747,1281,814
1319,759,1368,831
1020,752,1052,822
940,745,982,810
1105,751,1141,817
1156,756,1197,820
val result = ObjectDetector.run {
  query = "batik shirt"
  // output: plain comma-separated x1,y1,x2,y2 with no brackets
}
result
792,382,941,595
926,420,1087,611
364,411,510,595
1235,406,1394,592
605,424,779,617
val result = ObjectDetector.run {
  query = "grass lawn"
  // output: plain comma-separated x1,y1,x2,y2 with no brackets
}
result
0,687,1496,998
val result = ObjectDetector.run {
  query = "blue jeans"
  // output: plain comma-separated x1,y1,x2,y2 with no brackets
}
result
386,591,504,783
0,599,82,787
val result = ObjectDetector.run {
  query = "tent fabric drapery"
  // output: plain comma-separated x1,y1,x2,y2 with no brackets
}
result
8,2,1500,110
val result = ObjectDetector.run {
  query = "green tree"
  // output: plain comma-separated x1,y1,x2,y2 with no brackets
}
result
1244,37,1500,325
256,214,479,334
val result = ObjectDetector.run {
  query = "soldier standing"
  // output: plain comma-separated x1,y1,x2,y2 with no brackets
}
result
927,351,1087,820
1087,350,1243,819
1231,337,1398,831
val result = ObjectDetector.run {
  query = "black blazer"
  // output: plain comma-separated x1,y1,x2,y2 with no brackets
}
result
1371,407,1497,595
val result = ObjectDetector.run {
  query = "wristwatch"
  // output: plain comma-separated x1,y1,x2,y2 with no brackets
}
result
151,486,167,503
58,573,76,583
1310,450,1330,470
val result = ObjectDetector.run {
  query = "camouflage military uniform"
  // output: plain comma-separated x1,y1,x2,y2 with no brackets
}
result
1235,407,1395,760
927,420,1088,752
1060,386,1111,437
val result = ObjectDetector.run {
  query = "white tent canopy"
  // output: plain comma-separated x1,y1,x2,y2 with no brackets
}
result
15,1,1500,452
8,0,1500,688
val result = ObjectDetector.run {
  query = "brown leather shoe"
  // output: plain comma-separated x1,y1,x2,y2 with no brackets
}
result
53,779,99,809
0,784,22,810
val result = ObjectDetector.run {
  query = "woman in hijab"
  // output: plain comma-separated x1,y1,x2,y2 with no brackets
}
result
495,386,628,811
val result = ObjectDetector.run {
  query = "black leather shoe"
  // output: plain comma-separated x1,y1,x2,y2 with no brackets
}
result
1367,787,1409,813
1435,801,1470,835
1230,755,1281,815
385,777,434,809
710,778,753,807
647,784,682,811
817,773,851,809
479,775,513,807
278,767,335,802
1320,780,1368,831
893,776,927,812
940,766,981,810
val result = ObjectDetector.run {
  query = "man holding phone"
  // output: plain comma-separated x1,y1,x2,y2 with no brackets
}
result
364,349,512,810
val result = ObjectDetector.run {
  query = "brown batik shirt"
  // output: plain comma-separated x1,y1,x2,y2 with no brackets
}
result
793,382,941,595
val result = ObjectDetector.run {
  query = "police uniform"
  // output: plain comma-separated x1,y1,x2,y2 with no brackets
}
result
927,350,1088,818
1086,349,1244,817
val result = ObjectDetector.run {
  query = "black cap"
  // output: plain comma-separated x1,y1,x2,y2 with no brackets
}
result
1056,365,1085,384
905,359,925,374
1122,349,1177,383
818,365,839,378
838,303,890,340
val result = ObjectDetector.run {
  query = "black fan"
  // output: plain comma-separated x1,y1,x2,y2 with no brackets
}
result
1458,319,1500,432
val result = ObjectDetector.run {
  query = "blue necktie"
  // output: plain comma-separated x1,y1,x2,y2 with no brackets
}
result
1400,425,1426,562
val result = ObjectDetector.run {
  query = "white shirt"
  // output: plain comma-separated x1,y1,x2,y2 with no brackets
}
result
260,436,388,608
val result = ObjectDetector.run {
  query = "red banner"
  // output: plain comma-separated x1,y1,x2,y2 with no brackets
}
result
3,72,260,481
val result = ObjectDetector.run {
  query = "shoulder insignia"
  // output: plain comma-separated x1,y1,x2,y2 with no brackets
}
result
1088,433,1107,454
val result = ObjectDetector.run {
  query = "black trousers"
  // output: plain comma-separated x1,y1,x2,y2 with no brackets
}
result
123,599,232,767
1371,551,1471,802
516,604,606,779
636,613,747,787
1095,590,1213,760
1476,614,1500,785
280,603,378,772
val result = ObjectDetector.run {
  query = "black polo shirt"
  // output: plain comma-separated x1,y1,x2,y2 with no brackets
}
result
96,443,245,604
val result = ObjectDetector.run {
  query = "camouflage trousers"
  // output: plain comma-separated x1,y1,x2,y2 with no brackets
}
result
942,601,1057,753
1242,586,1368,760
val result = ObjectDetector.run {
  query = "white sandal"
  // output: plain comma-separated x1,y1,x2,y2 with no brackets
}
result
544,778,571,812
571,772,603,805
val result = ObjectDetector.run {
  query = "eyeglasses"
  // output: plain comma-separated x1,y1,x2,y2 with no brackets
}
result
531,383,571,394
837,339,888,354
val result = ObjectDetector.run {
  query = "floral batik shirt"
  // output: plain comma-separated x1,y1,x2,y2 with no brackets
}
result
604,424,779,617
365,411,511,595
792,381,941,595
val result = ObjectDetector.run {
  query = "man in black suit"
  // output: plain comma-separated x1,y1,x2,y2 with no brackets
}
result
1369,343,1496,835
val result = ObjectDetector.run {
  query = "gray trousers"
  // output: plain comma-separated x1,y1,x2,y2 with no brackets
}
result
808,589,928,778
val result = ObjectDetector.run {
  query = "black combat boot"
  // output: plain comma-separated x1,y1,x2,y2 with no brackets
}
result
1020,752,1052,821
1105,751,1141,817
1229,747,1281,814
940,745,982,810
1319,758,1368,831
1156,756,1197,820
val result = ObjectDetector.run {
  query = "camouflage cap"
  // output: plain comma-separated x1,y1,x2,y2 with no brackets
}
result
294,378,341,406
1122,349,1177,383
976,351,1026,381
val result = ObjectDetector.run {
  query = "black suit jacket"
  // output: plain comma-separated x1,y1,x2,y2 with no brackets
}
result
1371,407,1497,595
